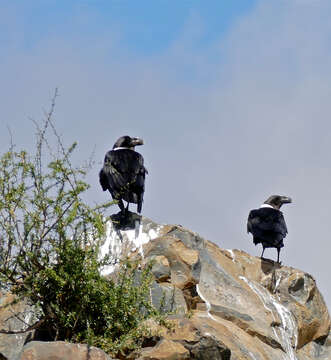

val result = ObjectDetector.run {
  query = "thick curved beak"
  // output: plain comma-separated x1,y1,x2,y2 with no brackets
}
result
281,196,292,204
131,137,144,146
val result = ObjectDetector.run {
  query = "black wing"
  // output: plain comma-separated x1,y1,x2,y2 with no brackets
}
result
247,208,288,245
99,149,147,203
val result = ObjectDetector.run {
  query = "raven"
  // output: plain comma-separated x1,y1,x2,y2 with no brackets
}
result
99,136,147,214
247,195,292,263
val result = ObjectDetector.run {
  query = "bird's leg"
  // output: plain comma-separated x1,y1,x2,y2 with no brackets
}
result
276,248,281,264
261,247,265,259
117,199,127,223
118,199,125,213
137,194,143,214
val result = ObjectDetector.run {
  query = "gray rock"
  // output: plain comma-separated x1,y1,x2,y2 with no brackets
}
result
151,282,187,314
0,293,39,360
185,335,231,360
150,255,171,282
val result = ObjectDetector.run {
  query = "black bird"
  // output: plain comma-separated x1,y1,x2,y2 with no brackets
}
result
99,136,147,214
247,195,292,263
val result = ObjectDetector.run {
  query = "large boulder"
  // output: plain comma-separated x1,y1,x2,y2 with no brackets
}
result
125,216,330,360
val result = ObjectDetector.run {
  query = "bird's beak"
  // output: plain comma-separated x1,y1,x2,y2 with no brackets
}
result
131,137,144,146
281,196,292,204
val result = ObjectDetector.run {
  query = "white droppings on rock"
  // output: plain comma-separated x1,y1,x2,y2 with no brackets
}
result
99,219,164,276
135,219,144,259
274,273,283,293
196,284,224,325
248,351,259,360
226,249,236,262
239,276,298,360
273,300,298,355
196,284,211,313
148,228,159,239
239,276,275,317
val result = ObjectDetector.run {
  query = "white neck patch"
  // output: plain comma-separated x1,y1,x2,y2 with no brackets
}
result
260,204,274,209
113,147,134,151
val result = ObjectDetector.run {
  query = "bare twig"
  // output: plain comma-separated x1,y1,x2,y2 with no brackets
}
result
6,125,15,152
0,317,46,334
38,199,75,245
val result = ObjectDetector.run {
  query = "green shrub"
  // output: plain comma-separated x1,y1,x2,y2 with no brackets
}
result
27,240,161,355
0,92,166,356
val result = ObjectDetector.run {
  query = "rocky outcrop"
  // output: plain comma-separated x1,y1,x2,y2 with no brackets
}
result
116,215,331,360
0,214,330,359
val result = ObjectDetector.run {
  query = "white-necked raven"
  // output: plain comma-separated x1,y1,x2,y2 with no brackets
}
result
99,136,147,214
247,195,292,263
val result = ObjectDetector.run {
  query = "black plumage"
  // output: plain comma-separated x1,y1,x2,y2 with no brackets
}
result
99,136,147,214
247,195,292,263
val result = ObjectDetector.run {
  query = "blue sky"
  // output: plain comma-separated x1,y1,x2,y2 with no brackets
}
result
1,0,331,311
1,1,256,55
